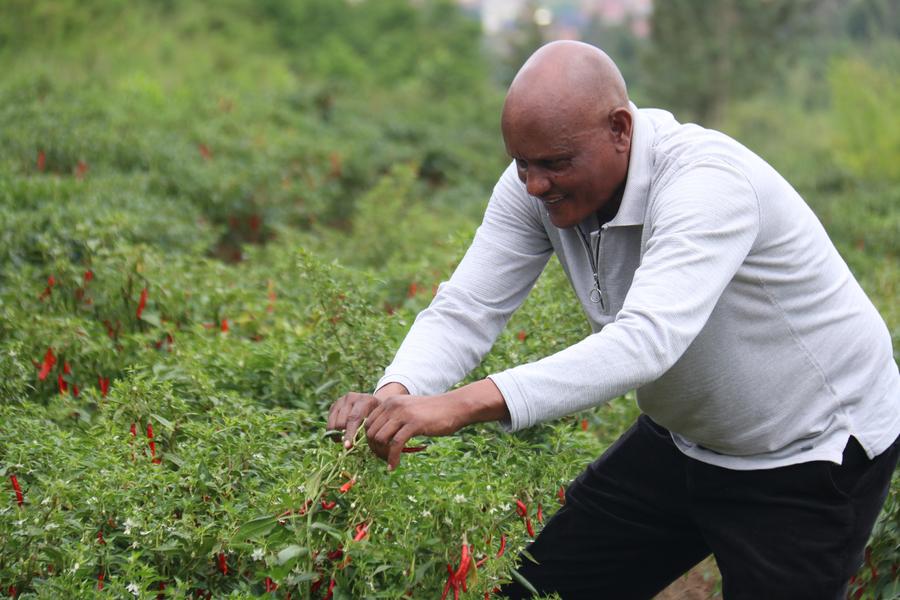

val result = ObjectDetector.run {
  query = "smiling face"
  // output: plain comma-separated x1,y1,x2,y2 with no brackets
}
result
501,41,633,229
502,105,632,229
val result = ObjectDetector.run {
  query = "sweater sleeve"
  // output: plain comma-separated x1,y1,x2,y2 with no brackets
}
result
489,160,761,431
376,162,553,396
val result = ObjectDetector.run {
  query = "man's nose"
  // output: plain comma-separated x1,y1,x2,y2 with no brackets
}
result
525,170,551,197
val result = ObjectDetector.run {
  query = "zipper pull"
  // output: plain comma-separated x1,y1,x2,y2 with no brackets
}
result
590,277,605,310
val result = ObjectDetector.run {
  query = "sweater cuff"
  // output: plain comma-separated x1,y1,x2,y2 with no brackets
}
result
487,372,531,432
374,374,419,397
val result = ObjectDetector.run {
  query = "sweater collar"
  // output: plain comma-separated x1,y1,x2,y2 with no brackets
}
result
605,102,651,228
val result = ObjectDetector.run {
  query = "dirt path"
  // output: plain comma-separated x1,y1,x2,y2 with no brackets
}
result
655,558,722,600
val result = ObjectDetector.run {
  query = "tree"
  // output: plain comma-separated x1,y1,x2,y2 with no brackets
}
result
642,0,817,125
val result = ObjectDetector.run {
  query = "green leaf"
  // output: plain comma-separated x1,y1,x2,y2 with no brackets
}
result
139,310,161,327
310,521,343,541
510,569,539,595
276,544,308,566
231,515,277,543
149,413,174,429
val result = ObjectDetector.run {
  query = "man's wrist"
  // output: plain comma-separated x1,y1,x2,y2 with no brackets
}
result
446,378,510,428
374,381,409,400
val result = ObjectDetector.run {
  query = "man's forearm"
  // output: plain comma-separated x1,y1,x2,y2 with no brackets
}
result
443,378,511,427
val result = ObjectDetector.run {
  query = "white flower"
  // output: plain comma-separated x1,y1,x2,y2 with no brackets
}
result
41,497,51,506
44,523,59,531
500,503,511,512
421,510,432,518
444,516,453,526
127,582,140,596
253,453,264,460
70,563,80,574
131,541,139,549
453,494,466,504
406,495,417,503
252,548,265,561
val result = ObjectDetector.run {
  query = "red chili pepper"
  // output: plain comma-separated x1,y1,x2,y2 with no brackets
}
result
76,160,89,179
320,499,336,510
525,517,535,537
401,445,427,453
99,376,110,397
353,521,369,542
198,144,213,160
557,485,566,505
57,373,68,395
83,270,94,283
515,499,527,517
323,579,335,600
339,478,356,494
311,578,323,594
72,384,80,397
136,287,148,319
8,584,17,597
220,319,229,333
496,534,506,557
264,577,277,592
97,570,104,590
10,475,23,506
865,546,878,579
130,423,137,437
537,504,544,524
297,499,313,516
38,275,56,300
37,347,56,380
440,564,453,600
517,330,527,342
218,552,228,575
407,282,419,298
37,150,46,172
581,418,588,431
97,530,105,545
327,547,344,561
147,423,161,464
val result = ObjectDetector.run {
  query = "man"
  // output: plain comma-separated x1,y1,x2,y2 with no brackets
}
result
327,41,899,599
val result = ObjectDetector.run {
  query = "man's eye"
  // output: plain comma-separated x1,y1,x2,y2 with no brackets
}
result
546,159,570,171
515,159,528,171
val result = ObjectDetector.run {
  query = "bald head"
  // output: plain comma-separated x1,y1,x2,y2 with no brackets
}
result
503,41,629,133
500,42,634,229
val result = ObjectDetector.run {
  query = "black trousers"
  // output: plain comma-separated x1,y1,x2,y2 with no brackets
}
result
500,415,899,600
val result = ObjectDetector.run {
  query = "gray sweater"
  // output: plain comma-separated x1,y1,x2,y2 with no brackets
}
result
377,105,899,469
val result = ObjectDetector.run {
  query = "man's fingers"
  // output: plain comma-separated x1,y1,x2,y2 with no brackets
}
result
366,417,404,461
386,424,417,471
327,394,350,432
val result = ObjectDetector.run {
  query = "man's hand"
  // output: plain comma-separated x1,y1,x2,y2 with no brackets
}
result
366,379,510,471
327,382,409,449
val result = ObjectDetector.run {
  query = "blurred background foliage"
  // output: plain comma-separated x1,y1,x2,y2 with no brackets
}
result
0,0,897,597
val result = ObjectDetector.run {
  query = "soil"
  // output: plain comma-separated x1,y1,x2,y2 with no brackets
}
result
654,557,722,600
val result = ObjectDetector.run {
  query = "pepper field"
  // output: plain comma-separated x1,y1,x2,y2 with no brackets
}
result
1,1,897,599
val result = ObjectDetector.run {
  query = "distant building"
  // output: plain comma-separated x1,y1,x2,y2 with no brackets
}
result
458,0,653,39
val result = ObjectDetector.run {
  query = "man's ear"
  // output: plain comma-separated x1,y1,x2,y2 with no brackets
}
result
608,107,633,152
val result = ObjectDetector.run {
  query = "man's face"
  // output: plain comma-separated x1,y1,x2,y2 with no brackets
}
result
501,107,631,229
